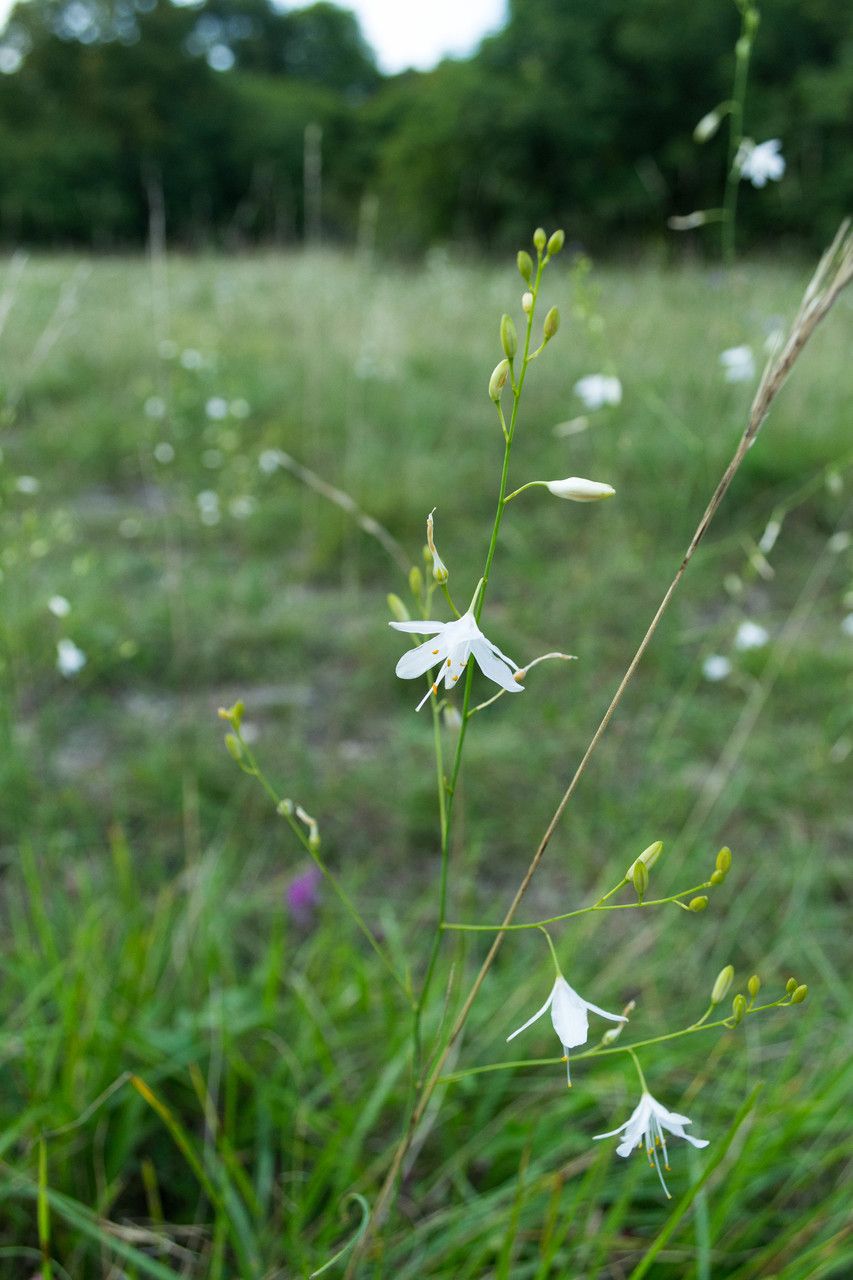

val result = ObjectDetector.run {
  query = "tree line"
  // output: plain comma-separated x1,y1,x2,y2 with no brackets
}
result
0,0,850,251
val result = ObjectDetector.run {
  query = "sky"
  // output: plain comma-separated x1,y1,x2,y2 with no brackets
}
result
0,0,509,72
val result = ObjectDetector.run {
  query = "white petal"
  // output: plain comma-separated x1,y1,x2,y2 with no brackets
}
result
482,636,520,671
582,999,628,1025
470,639,523,693
592,1121,631,1141
506,988,554,1042
550,981,590,1049
389,620,445,635
395,638,446,680
680,1133,710,1148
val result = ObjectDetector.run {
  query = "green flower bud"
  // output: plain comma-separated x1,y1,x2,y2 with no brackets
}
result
543,306,560,340
408,566,423,599
731,993,747,1025
710,869,726,886
308,831,321,852
489,358,510,401
632,859,648,901
387,593,409,623
716,846,732,875
689,896,709,913
218,700,245,729
533,227,547,252
517,250,534,282
500,313,517,360
790,984,808,1004
786,977,798,994
522,291,534,314
748,974,761,999
224,733,242,762
711,964,734,1005
693,110,722,143
547,229,565,256
626,840,663,880
277,798,294,816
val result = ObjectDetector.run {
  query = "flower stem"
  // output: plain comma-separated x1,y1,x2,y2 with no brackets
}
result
722,4,755,266
441,880,713,931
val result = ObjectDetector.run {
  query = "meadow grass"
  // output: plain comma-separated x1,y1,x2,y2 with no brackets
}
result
0,249,850,1277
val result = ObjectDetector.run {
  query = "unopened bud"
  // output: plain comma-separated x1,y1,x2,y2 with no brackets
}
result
308,831,321,852
387,593,409,623
715,846,732,875
522,291,534,314
546,229,565,256
408,566,423,599
735,35,750,60
500,313,517,360
296,804,320,851
632,859,648,900
667,211,710,231
277,798,294,816
533,227,547,252
626,841,663,880
442,704,462,731
711,964,734,1005
517,250,534,282
426,508,449,584
747,974,761,998
543,306,560,340
790,984,808,1004
786,977,798,994
489,358,510,401
224,733,242,762
218,700,244,729
689,896,709,913
693,109,722,143
731,994,747,1025
710,869,726,886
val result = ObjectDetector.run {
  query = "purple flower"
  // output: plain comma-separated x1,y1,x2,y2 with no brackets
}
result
286,866,322,925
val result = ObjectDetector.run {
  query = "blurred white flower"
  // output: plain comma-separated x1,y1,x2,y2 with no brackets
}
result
758,518,781,554
258,449,286,474
702,654,732,682
827,531,851,554
15,476,40,495
390,608,523,711
229,496,257,520
197,490,221,526
737,138,785,188
842,614,853,637
180,348,204,370
507,975,627,1085
205,396,229,420
48,595,71,618
56,638,86,677
719,346,755,383
734,621,769,651
153,442,175,464
593,1090,708,1197
545,477,615,502
144,396,166,419
574,374,622,410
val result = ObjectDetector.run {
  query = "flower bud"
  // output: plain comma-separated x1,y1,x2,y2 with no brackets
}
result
731,993,747,1025
710,869,726,886
790,984,808,1004
634,840,663,876
522,291,534,314
545,476,615,502
218,700,245,729
748,974,761,999
277,798,294,816
500,313,517,360
547,229,565,256
517,249,533,282
667,211,710,231
689,896,709,913
408,566,423,599
387,593,409,623
543,306,560,340
426,508,449,584
533,227,547,252
786,977,798,994
715,846,732,875
711,964,734,1005
693,109,722,143
632,859,648,900
224,733,242,762
489,358,510,401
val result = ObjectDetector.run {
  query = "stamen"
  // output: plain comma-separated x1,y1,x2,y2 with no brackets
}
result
432,649,439,654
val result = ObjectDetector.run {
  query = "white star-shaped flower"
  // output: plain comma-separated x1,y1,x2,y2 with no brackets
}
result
390,610,523,711
593,1090,709,1197
507,975,627,1085
736,138,785,188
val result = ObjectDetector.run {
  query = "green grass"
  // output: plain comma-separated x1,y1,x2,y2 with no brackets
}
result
0,248,850,1277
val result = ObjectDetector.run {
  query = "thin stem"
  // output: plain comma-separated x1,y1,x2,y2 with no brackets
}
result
441,880,712,931
503,480,546,503
722,6,754,266
628,1048,648,1092
538,926,562,977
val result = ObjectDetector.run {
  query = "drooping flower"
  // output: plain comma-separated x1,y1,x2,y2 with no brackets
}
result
593,1090,708,1197
507,975,627,1085
56,638,86,677
545,477,615,502
574,374,622,410
719,345,755,383
390,609,522,711
736,138,785,188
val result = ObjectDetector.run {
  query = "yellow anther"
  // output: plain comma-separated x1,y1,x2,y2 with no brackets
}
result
432,648,439,654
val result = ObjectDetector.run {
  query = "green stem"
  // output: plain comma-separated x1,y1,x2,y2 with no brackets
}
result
628,1048,648,1092
441,880,713,931
538,926,562,978
503,480,546,504
722,6,755,266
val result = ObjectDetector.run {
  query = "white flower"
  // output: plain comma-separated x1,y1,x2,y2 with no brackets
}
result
15,476,40,495
702,654,732,682
144,396,166,419
507,975,627,1085
205,396,229,420
719,346,755,383
841,613,853,638
574,374,622,410
593,1090,708,1197
259,449,286,474
48,595,71,618
737,138,785,188
56,638,86,677
390,610,523,711
153,442,175,464
545,477,615,502
734,620,769,651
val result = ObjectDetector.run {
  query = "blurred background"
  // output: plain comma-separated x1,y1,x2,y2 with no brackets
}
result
0,2,851,1277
